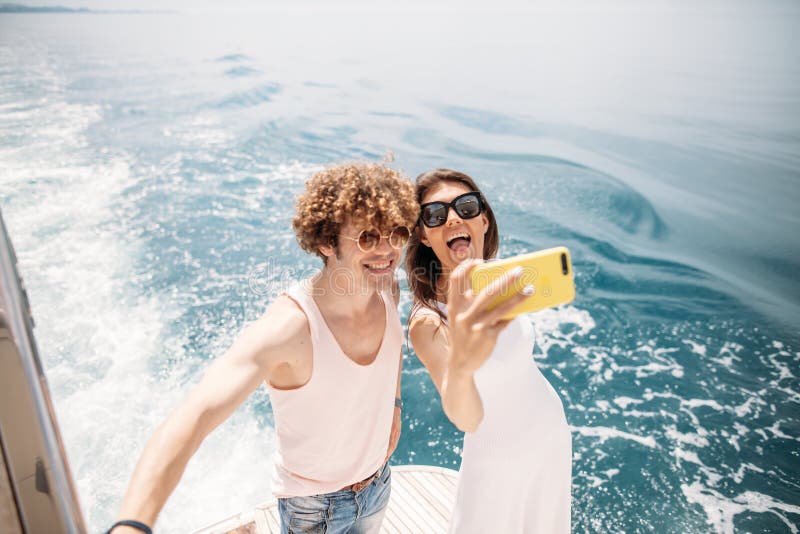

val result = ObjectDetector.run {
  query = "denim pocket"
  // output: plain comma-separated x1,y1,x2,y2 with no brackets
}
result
288,511,326,534
283,496,328,534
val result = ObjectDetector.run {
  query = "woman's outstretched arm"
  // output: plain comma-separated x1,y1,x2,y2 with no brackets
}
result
408,261,531,432
410,312,485,432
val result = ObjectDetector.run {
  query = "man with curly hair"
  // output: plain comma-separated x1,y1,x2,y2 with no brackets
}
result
108,163,419,534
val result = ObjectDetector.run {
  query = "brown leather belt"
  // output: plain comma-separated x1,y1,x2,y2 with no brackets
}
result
341,464,384,492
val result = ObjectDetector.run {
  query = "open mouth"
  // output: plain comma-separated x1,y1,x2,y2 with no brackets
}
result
363,258,394,273
446,231,472,252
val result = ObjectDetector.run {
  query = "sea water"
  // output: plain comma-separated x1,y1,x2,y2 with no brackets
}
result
0,1,798,532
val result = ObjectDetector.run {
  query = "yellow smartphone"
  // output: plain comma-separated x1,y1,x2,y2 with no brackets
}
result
469,246,575,319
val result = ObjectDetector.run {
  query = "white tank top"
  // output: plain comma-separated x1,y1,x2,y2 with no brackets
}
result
266,281,401,498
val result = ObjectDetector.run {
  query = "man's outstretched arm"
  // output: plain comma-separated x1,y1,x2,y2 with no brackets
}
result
111,297,307,533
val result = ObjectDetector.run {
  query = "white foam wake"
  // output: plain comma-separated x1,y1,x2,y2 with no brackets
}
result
0,59,296,531
682,481,800,534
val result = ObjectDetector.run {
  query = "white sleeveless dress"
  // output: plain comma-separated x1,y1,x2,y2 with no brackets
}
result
415,304,572,533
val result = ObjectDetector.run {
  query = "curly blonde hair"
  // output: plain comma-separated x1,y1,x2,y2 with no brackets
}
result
293,163,419,262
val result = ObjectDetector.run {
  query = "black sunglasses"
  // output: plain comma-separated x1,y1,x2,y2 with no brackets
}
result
419,191,485,228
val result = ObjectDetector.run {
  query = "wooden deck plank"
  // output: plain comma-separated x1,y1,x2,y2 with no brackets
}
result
409,471,453,511
409,469,453,511
384,480,425,531
391,477,444,531
380,504,404,534
266,505,281,534
433,473,457,495
401,472,448,521
190,512,255,534
418,471,458,508
403,472,450,522
382,484,418,534
193,466,458,534
253,507,271,534
254,502,281,534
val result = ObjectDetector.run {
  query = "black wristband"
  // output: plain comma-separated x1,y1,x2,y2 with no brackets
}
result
394,397,403,409
105,519,153,534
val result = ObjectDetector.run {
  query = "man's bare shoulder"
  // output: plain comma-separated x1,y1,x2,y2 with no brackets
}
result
242,295,310,369
253,295,309,347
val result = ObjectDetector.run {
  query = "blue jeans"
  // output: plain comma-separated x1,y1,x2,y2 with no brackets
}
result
277,462,392,534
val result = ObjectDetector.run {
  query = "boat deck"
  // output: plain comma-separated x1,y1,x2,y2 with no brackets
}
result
192,465,458,534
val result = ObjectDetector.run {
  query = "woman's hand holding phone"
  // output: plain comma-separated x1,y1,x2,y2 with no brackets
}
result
446,260,533,375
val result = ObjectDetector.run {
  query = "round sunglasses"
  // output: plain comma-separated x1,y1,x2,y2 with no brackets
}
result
419,191,484,228
340,226,411,253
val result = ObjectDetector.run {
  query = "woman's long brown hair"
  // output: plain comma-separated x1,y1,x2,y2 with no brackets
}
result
405,169,499,323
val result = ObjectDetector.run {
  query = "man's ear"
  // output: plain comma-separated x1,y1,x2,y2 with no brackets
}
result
318,240,336,258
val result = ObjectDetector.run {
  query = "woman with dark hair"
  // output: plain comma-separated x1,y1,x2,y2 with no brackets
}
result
406,169,572,533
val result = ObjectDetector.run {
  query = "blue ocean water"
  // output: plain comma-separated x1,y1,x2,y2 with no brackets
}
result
1,2,798,532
